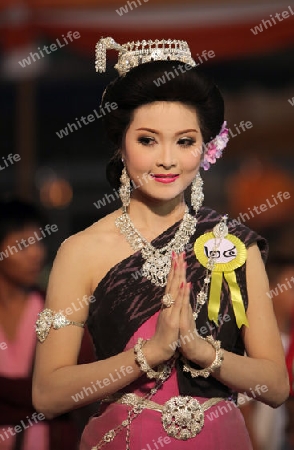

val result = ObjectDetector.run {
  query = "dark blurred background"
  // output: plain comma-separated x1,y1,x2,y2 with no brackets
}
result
1,0,294,268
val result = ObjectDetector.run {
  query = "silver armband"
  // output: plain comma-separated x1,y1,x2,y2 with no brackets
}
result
35,308,85,343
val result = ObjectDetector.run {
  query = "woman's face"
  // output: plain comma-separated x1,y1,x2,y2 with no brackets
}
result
0,225,46,287
122,101,203,204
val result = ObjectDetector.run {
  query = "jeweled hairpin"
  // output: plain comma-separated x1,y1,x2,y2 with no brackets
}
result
95,37,196,76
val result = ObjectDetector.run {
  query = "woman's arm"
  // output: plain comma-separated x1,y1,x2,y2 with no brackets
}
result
32,234,163,419
179,244,290,407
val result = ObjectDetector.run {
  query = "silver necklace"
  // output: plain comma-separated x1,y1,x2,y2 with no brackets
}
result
115,205,197,287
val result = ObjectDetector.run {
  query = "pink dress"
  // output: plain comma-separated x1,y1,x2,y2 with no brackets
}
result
80,311,252,450
0,293,49,450
81,206,268,450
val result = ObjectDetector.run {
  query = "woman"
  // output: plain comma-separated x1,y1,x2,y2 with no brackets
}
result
0,198,95,450
33,38,289,450
0,199,48,450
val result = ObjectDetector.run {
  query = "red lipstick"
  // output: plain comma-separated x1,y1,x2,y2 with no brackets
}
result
151,174,179,184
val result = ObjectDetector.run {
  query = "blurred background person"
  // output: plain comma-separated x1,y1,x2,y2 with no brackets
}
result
0,198,96,450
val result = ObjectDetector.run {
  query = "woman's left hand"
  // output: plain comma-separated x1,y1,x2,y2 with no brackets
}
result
171,253,200,361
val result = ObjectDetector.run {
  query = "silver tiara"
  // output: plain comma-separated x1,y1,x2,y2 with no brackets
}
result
95,37,196,76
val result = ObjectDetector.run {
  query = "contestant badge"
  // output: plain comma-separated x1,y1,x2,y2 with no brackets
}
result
194,229,248,328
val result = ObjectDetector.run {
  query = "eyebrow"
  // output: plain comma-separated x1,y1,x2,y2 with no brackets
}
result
135,128,199,135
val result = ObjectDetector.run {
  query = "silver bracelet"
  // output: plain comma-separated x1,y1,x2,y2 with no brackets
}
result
134,338,167,381
181,335,224,378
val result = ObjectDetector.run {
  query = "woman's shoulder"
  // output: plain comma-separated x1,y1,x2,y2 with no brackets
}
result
50,209,125,294
59,209,122,254
61,210,120,246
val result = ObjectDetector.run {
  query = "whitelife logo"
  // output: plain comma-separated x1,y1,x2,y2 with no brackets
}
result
0,413,45,443
250,5,294,35
0,153,21,171
18,31,81,68
229,191,291,227
116,0,149,16
0,342,7,351
267,276,294,299
71,366,134,402
153,51,215,87
0,224,58,261
55,102,118,139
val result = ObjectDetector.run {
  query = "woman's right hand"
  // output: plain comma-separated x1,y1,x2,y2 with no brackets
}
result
144,251,189,364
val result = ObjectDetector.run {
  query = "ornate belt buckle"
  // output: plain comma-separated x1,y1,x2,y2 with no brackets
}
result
161,396,204,440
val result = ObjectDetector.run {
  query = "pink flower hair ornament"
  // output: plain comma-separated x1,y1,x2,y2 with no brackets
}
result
200,121,229,170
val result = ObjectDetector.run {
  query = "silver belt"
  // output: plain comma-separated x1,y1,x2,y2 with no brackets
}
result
103,393,225,440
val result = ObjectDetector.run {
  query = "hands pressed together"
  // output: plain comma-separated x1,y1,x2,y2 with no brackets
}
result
147,251,206,365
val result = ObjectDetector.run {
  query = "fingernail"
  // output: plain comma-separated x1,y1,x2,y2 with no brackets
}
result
171,250,176,259
174,261,177,269
182,251,186,260
180,281,184,288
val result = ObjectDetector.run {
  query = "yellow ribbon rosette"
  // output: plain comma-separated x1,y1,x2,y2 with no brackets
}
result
194,232,248,328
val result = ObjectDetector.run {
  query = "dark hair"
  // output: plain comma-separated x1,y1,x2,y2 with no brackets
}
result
101,60,224,189
0,198,46,246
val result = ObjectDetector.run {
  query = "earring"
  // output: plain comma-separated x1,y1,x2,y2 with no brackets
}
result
119,165,131,211
191,172,204,214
